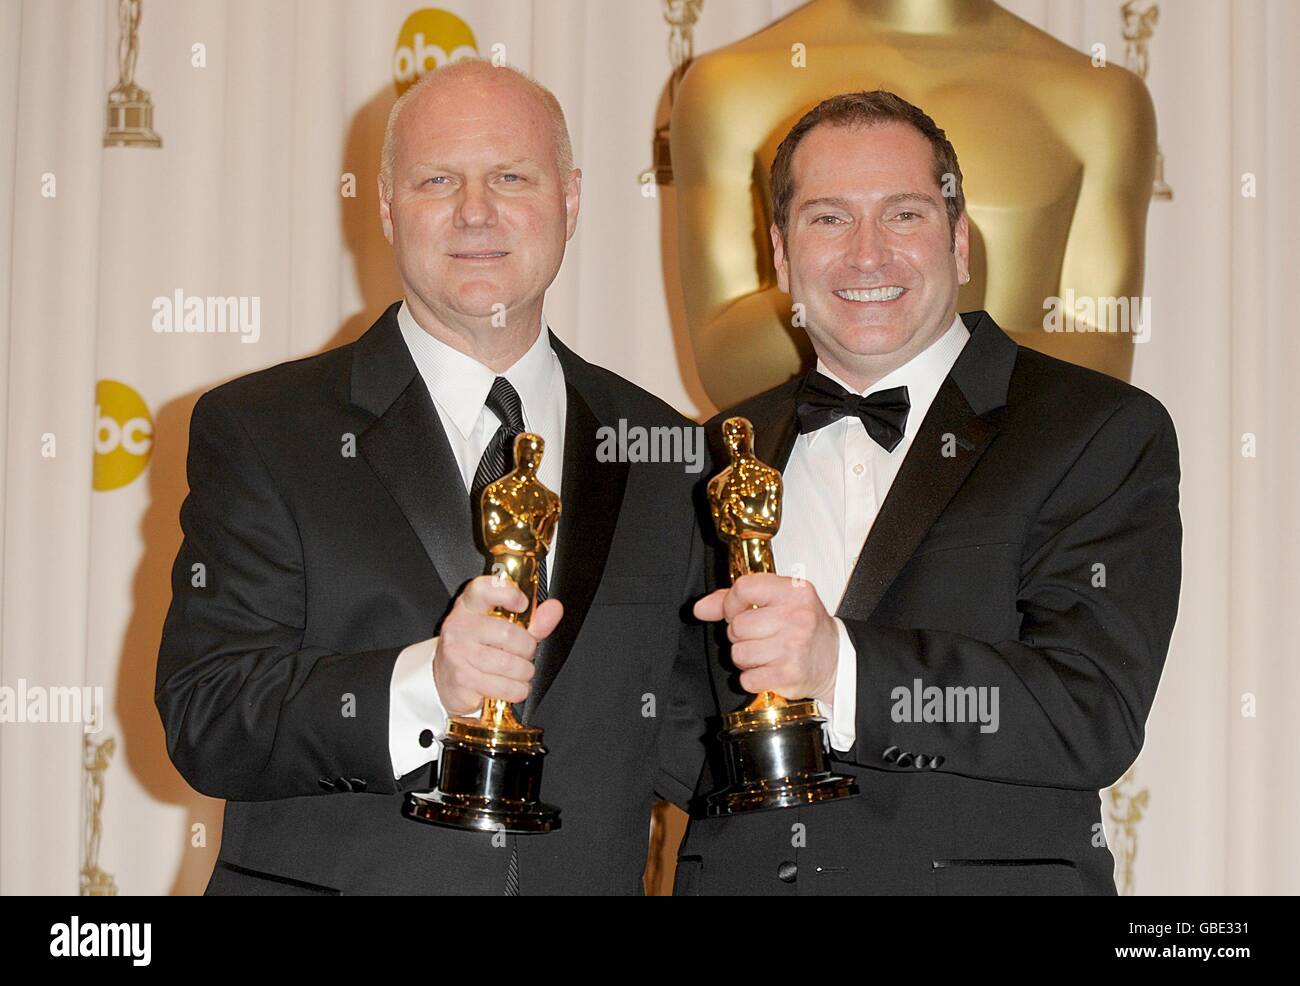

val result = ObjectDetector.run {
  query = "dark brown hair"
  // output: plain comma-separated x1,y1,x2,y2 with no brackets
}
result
770,90,965,246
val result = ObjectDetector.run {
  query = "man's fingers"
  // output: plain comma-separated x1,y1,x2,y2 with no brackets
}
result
693,588,728,621
727,605,783,643
724,573,789,619
739,666,795,698
471,613,538,659
467,644,535,684
730,637,782,671
528,599,564,641
463,573,529,615
473,671,531,705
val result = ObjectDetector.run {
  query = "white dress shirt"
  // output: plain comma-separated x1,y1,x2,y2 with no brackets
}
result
775,312,971,751
387,301,567,778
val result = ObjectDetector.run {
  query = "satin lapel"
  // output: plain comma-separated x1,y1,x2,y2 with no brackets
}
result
526,372,630,719
351,304,483,602
835,311,1017,623
748,376,805,472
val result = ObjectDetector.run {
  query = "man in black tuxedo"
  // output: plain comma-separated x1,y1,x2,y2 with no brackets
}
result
675,91,1181,895
156,60,711,895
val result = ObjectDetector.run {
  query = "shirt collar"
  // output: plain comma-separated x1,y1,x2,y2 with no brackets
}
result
809,311,970,448
397,300,556,439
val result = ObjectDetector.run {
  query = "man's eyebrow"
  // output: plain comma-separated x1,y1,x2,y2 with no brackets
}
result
408,157,539,173
880,191,941,209
796,191,941,211
797,195,854,212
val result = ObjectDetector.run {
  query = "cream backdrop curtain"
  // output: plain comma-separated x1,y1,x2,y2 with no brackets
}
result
0,0,1295,895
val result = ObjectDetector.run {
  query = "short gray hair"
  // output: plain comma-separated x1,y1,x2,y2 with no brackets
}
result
379,59,574,198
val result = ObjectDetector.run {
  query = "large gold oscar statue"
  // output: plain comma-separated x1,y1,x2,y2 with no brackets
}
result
672,0,1157,407
405,433,562,834
703,417,857,815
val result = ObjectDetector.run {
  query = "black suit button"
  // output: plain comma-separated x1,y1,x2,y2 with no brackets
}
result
913,754,929,769
318,777,336,792
349,777,367,792
928,756,944,769
777,861,798,884
882,745,900,763
419,729,434,748
896,752,915,768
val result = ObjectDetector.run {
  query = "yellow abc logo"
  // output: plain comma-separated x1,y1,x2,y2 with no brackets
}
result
93,379,153,491
393,8,479,94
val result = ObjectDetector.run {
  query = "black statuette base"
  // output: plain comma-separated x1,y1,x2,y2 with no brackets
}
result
705,713,859,816
403,733,560,834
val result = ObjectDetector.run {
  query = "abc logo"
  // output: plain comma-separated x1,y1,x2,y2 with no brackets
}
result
393,8,479,94
93,379,152,491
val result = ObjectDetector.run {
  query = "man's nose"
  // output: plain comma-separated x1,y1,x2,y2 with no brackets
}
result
847,220,889,272
454,181,497,228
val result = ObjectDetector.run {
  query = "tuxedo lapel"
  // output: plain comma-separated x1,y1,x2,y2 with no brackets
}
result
526,333,630,718
835,311,1018,622
350,303,483,602
747,377,804,472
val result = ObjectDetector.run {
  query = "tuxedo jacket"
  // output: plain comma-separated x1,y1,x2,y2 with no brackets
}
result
675,310,1182,896
156,302,712,895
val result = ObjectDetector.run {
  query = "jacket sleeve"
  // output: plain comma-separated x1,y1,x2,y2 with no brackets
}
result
155,390,418,802
841,393,1182,790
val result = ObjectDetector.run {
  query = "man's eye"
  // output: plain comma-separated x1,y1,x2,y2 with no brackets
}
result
894,211,919,221
812,215,843,224
500,174,523,183
424,176,450,185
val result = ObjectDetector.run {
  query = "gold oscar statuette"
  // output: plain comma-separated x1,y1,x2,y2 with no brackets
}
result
703,417,858,815
404,433,562,834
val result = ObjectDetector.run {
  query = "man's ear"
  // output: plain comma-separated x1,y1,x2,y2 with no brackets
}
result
771,223,790,294
953,210,970,284
564,168,582,241
378,176,395,245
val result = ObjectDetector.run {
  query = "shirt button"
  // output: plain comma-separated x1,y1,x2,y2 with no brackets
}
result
419,729,434,748
851,463,865,476
777,860,798,884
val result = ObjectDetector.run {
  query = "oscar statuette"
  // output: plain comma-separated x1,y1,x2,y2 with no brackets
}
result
704,417,858,815
403,433,562,834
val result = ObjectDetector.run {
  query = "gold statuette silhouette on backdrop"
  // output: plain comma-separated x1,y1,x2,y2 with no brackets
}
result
703,417,858,815
104,0,161,147
404,433,562,834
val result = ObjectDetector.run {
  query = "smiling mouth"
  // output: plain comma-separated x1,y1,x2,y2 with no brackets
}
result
450,251,509,260
834,286,907,302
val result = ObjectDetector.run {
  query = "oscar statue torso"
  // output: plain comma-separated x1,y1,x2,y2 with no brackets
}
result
475,433,560,730
707,417,791,713
708,419,782,583
481,439,561,630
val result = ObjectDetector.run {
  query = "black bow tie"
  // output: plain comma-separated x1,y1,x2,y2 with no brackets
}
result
795,372,911,452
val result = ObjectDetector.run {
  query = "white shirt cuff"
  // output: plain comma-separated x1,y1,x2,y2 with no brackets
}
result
389,637,448,779
815,617,858,752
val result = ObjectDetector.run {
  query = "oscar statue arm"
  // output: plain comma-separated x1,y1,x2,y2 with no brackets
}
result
1033,65,1157,378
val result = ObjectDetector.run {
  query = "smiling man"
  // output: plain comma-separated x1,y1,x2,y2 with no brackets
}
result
157,60,713,895
675,90,1182,896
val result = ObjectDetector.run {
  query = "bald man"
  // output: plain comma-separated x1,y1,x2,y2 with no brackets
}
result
157,61,714,896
